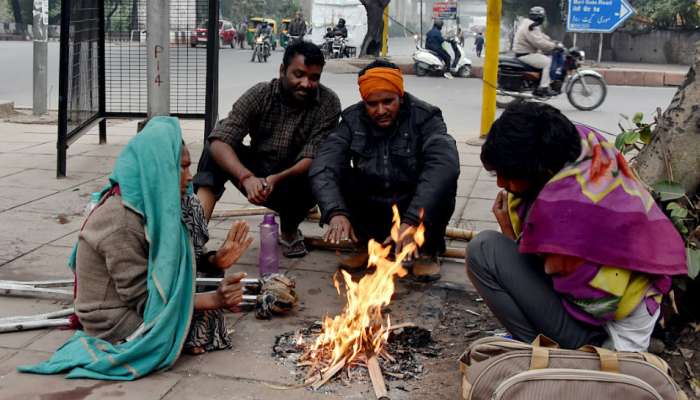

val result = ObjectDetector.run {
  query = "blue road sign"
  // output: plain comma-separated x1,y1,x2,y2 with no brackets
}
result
567,0,635,33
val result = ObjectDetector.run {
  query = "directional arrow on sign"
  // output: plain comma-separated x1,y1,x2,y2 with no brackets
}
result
567,0,636,33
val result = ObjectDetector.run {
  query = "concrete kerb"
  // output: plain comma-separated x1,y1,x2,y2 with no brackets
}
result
325,58,687,88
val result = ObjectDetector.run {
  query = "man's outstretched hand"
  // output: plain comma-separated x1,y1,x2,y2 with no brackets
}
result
242,176,268,205
324,215,358,245
214,221,254,269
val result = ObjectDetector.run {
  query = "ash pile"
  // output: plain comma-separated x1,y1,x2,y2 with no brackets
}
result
273,322,441,384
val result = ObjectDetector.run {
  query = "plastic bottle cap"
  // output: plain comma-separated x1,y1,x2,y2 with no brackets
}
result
262,213,276,224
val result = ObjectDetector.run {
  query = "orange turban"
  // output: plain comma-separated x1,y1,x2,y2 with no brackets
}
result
358,67,405,100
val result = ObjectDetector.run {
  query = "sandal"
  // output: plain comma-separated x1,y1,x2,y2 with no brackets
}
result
279,230,308,258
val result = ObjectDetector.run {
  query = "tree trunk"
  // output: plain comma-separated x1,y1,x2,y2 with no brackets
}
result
634,41,700,195
360,0,390,58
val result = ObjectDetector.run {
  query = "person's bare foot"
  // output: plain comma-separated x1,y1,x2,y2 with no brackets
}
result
185,346,206,355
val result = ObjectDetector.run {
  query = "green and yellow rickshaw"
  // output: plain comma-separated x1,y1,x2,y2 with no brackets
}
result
279,18,291,48
247,18,278,50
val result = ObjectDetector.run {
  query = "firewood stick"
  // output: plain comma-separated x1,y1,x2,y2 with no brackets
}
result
0,318,71,333
367,353,390,400
212,209,476,241
310,356,348,389
303,236,468,259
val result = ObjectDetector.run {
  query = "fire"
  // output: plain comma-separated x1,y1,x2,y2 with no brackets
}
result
302,205,425,380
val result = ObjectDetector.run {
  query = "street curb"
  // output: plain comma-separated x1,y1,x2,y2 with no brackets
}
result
326,59,687,88
0,100,15,118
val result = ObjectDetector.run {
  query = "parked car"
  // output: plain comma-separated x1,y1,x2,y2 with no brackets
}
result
191,20,236,48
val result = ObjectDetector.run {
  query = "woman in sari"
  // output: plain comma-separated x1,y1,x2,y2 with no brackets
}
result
466,103,687,351
19,116,252,380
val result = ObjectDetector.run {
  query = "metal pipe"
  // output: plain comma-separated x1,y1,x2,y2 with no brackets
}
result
0,318,72,333
146,0,170,117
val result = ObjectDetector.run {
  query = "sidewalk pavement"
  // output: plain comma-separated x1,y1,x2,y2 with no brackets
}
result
325,55,689,88
0,117,499,399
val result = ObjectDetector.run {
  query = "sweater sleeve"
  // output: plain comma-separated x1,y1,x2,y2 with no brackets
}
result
404,111,460,226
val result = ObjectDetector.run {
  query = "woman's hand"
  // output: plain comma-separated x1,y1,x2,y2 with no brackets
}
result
213,221,254,269
492,190,516,240
215,272,247,311
324,215,358,245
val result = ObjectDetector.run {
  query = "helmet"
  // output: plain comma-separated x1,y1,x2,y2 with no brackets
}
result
434,20,444,30
528,6,546,24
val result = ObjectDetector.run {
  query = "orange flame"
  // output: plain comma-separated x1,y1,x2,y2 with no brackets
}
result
305,205,425,369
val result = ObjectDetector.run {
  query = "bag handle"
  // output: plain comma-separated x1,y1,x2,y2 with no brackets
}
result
579,345,620,373
531,335,560,349
529,335,559,370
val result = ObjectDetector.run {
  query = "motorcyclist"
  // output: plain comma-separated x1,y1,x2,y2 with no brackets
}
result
425,20,454,78
332,18,348,38
513,6,558,97
288,11,307,40
255,22,272,41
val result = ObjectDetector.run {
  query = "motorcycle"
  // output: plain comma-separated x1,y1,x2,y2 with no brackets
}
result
412,35,472,78
330,35,347,59
496,47,607,111
251,34,271,63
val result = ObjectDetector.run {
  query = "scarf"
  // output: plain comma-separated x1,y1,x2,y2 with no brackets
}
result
509,124,687,325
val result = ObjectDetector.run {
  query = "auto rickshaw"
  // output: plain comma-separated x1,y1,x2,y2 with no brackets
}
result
279,18,291,48
247,18,277,50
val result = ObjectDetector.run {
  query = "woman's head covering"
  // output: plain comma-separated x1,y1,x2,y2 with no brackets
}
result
20,117,195,380
358,67,405,101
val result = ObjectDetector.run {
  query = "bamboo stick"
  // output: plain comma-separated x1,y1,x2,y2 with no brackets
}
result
0,318,71,333
0,308,74,323
367,354,390,400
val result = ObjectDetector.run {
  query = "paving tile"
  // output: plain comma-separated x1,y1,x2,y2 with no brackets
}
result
81,143,127,158
0,168,105,191
436,258,474,293
0,186,57,212
0,153,55,169
459,165,481,182
450,196,468,224
15,142,106,156
461,198,496,222
0,351,182,399
456,178,475,198
0,167,25,179
0,142,37,153
63,155,118,174
161,375,358,400
459,152,482,167
457,219,500,233
0,210,83,245
0,236,44,260
26,329,77,353
0,132,55,143
470,179,500,200
0,244,75,281
20,179,106,216
478,168,496,182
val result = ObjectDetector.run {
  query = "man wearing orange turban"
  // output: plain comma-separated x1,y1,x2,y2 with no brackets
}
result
310,60,460,281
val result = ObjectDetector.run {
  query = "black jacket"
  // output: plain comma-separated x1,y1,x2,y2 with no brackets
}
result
310,93,460,226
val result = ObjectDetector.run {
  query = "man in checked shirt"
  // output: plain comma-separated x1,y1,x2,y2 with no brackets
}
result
193,41,341,258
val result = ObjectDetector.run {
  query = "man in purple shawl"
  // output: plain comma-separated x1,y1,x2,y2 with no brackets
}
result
465,102,687,350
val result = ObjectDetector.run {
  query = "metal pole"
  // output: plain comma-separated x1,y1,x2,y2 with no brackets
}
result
597,32,603,64
204,0,220,140
479,0,501,138
573,32,577,48
147,0,170,118
381,6,389,57
32,0,48,116
419,0,423,47
97,0,107,144
56,0,71,178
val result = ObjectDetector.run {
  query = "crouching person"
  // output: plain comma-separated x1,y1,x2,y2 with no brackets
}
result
19,117,253,380
310,60,460,282
465,103,687,350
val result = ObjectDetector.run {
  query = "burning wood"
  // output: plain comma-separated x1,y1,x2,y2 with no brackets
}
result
295,206,426,396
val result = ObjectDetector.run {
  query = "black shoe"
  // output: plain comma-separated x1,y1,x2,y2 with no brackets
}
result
533,87,557,98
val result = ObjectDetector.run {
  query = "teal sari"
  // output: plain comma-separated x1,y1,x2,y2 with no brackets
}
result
18,116,195,380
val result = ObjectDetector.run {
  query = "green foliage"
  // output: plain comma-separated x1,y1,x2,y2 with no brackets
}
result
688,248,700,280
615,112,655,156
220,0,300,24
653,181,686,202
629,0,700,29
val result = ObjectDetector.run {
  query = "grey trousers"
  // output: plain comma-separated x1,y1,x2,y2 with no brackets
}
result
466,230,607,349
